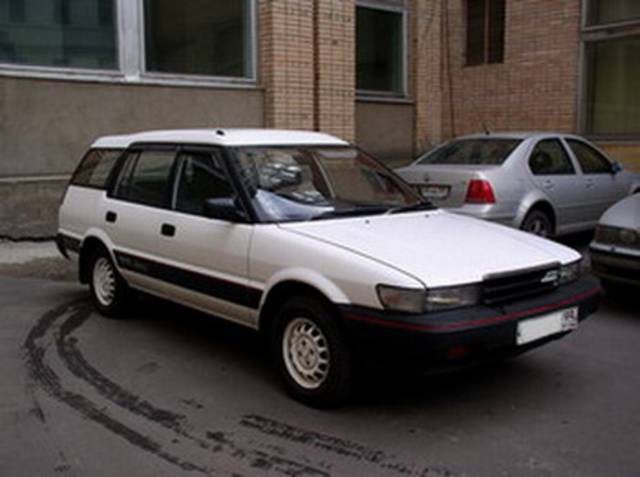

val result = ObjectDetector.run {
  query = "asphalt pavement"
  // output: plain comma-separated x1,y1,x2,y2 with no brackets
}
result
1,273,639,477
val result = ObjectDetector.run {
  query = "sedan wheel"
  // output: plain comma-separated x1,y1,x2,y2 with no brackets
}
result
521,210,553,238
89,247,130,318
283,318,331,390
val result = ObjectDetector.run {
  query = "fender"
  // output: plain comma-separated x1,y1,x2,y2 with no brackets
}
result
259,267,352,309
515,189,556,228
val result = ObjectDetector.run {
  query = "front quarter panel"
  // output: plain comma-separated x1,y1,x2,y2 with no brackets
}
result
249,225,423,311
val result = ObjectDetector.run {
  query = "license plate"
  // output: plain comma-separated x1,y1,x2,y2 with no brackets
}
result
516,307,579,346
421,184,450,200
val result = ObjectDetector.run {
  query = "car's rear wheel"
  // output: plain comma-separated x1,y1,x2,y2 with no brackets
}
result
521,210,553,238
272,296,352,407
89,247,130,318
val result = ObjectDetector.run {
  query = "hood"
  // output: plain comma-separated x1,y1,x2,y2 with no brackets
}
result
599,194,640,230
279,210,580,288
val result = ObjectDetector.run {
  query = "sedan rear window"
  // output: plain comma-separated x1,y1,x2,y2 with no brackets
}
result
418,139,522,165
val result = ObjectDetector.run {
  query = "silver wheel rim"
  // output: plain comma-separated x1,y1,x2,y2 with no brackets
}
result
282,318,330,390
93,257,116,307
526,218,549,237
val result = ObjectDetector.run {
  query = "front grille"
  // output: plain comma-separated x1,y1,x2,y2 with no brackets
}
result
482,264,560,305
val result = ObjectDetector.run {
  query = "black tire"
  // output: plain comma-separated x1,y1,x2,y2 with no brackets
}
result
521,209,553,238
88,246,131,318
271,296,352,408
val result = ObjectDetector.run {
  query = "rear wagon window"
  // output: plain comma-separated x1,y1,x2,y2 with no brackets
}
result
418,139,522,165
70,149,123,189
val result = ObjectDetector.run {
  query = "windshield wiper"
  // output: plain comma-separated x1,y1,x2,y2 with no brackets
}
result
310,206,390,221
385,201,436,215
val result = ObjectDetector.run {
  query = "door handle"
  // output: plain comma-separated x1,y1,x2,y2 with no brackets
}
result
105,211,117,223
542,180,554,190
585,179,595,189
161,223,176,237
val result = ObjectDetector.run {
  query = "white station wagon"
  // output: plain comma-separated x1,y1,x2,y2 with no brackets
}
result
58,129,601,406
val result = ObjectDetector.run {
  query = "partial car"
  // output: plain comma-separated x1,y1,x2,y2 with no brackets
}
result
58,129,601,407
395,133,640,237
590,194,640,292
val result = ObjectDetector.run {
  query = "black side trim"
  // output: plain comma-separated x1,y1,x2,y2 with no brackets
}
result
113,251,262,310
56,233,81,258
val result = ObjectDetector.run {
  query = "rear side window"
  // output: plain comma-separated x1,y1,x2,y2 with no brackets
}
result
70,149,122,189
113,150,176,208
567,140,612,174
418,139,522,165
529,139,575,175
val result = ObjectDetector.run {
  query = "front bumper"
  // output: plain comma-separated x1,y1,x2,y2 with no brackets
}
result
340,275,601,367
590,247,640,287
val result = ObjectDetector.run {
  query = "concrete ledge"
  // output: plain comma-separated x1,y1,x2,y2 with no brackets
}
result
0,180,67,239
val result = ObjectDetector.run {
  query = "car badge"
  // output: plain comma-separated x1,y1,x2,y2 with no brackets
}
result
541,270,559,284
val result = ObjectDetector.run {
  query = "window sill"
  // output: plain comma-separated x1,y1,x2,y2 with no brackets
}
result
356,94,414,105
0,64,260,91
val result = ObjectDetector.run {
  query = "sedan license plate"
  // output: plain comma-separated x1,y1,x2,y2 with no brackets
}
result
516,307,578,346
421,184,450,200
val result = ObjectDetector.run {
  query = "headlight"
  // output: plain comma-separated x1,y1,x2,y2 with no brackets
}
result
377,285,426,314
595,225,639,248
425,284,481,312
559,260,581,285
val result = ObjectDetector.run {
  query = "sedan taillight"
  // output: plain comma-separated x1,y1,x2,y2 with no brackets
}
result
465,180,496,204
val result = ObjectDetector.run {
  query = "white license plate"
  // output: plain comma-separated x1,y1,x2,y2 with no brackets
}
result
516,307,579,346
421,185,450,200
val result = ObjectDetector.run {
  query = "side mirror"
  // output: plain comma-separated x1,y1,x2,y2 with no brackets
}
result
611,161,623,174
203,198,245,222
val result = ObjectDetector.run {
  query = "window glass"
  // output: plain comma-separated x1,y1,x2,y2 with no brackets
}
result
466,0,505,65
114,150,176,207
175,152,233,216
71,149,122,188
585,36,640,136
0,0,117,69
567,140,612,174
529,140,575,175
587,0,640,26
234,146,420,222
144,0,252,78
356,6,404,94
418,138,521,165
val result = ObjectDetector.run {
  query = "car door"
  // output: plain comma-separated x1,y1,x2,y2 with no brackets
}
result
154,147,257,327
565,139,626,224
527,138,584,230
100,146,178,291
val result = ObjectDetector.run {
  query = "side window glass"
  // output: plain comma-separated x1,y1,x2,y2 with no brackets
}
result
113,150,176,207
529,139,575,175
175,152,234,216
567,140,612,174
71,149,123,189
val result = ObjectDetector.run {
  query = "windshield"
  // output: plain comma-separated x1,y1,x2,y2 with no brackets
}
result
418,138,522,165
232,146,423,222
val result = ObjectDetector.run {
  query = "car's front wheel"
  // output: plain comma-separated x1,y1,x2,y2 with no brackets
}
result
521,209,553,238
89,247,130,318
272,296,352,407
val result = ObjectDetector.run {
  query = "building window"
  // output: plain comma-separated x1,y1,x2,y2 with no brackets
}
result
143,0,253,79
0,0,118,70
465,0,505,66
0,0,257,86
356,4,405,95
586,0,640,26
582,2,640,137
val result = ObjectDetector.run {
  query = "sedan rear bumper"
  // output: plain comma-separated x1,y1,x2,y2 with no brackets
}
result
339,275,601,368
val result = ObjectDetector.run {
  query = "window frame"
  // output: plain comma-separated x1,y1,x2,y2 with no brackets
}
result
578,1,640,140
565,138,615,175
355,0,409,99
0,0,258,89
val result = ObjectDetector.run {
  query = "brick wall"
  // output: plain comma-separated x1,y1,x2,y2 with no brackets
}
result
420,0,581,142
259,0,355,140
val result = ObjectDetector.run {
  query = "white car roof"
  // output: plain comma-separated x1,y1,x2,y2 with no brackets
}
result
455,131,586,141
92,128,349,149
